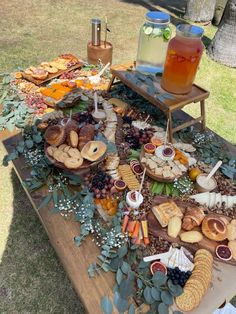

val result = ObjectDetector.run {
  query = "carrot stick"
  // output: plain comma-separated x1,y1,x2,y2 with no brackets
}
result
141,220,148,238
122,215,129,233
143,237,150,245
131,221,140,238
127,220,136,233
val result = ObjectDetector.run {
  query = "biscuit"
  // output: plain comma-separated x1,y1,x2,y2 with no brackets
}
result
68,148,81,159
64,157,83,169
47,146,57,156
53,150,69,163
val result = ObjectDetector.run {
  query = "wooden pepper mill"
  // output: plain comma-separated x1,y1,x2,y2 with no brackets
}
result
87,18,113,65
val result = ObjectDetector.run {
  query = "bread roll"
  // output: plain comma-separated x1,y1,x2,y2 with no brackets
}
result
168,216,182,238
44,125,65,146
180,231,203,243
201,214,227,241
78,124,95,150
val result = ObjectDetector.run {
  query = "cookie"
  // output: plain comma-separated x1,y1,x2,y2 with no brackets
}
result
47,146,57,157
68,148,81,159
64,157,83,169
53,150,69,163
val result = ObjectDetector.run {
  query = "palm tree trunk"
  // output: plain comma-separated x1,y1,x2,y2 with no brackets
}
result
208,0,236,67
184,0,217,22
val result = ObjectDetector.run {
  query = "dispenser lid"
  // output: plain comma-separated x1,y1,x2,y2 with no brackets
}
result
91,18,101,25
146,11,170,24
177,24,204,38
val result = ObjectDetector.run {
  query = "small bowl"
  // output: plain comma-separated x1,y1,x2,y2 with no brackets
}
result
195,173,217,193
92,109,106,122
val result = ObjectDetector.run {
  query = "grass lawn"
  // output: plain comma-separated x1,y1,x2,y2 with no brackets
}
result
0,0,236,313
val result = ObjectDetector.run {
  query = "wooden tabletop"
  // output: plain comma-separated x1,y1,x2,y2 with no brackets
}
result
2,109,236,314
110,68,209,113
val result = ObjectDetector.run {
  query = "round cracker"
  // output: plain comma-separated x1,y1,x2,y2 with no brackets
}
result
175,289,197,312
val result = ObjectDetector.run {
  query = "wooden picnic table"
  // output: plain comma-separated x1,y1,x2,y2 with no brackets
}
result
1,109,236,314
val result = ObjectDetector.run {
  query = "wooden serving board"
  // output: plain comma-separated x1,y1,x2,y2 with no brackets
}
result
139,148,186,183
22,63,83,86
148,196,236,266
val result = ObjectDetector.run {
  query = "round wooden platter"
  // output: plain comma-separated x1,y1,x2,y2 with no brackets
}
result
139,148,187,183
44,143,106,175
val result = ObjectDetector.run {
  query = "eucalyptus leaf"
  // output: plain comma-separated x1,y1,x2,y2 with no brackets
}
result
121,261,131,274
161,290,173,305
151,287,161,301
128,303,135,314
88,264,95,278
113,291,129,313
173,311,183,314
167,280,183,297
116,268,123,285
118,246,128,258
25,139,34,149
138,260,150,269
101,263,110,272
143,286,154,304
119,278,134,299
101,296,113,314
74,236,82,246
137,278,143,289
37,194,52,210
152,272,167,287
158,302,168,314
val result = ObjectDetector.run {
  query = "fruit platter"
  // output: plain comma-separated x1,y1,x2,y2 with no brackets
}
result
1,58,236,314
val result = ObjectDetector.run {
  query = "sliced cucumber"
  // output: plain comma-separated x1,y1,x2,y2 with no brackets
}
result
152,28,162,36
143,26,153,35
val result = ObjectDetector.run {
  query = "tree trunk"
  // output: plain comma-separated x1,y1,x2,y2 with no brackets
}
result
208,0,236,67
213,0,228,25
184,0,217,22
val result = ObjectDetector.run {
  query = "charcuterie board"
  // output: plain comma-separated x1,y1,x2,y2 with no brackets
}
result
147,196,236,266
22,63,83,86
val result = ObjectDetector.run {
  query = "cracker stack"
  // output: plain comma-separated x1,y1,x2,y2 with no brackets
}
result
176,249,213,312
118,164,140,190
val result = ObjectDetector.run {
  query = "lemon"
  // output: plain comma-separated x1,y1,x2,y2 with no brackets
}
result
189,167,202,181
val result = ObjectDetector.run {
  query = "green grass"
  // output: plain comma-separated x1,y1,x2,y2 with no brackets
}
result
0,0,236,312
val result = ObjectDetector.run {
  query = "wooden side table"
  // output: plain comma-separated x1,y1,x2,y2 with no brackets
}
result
108,65,210,143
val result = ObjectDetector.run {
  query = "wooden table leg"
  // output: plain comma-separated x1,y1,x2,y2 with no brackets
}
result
167,111,173,143
200,100,206,131
107,75,116,91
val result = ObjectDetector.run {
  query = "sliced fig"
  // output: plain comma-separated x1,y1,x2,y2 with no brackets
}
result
114,180,127,191
132,164,143,176
163,146,174,157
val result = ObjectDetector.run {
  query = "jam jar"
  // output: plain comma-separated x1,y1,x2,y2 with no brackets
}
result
161,24,204,94
136,11,171,73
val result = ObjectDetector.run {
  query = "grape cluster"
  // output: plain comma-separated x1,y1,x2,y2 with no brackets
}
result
73,112,95,124
167,267,192,287
124,127,154,149
89,171,114,199
25,95,47,114
59,71,76,80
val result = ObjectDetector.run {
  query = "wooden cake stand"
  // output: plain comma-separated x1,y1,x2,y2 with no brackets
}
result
107,63,210,143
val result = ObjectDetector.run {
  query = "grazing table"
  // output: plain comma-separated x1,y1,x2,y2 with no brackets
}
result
1,108,236,314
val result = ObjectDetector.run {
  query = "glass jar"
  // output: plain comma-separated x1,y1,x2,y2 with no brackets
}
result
161,24,204,94
136,11,171,73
